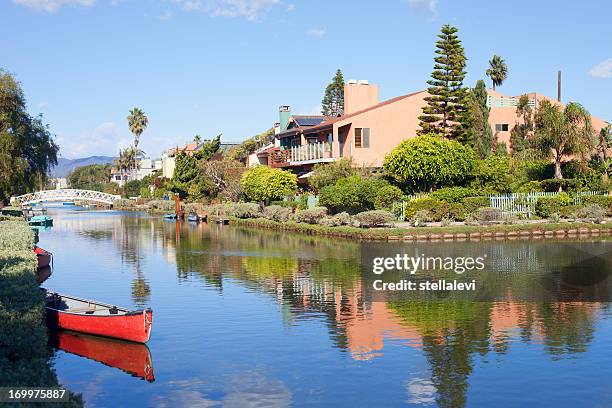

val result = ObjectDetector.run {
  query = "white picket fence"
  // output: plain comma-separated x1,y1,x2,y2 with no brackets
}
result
392,191,607,221
488,191,604,218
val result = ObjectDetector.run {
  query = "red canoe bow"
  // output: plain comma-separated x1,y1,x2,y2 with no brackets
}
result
45,292,153,344
34,246,52,269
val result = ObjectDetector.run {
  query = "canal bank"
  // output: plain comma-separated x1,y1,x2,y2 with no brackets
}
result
229,216,612,241
0,215,83,406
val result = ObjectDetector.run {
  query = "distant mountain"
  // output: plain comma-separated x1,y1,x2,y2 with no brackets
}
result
50,156,116,178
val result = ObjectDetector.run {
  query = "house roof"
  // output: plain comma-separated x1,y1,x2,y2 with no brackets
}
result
292,115,328,127
299,90,426,134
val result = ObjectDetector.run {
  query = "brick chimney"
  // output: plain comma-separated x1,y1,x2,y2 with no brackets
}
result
344,80,379,115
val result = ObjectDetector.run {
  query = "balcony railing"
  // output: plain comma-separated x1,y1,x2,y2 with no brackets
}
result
290,142,332,163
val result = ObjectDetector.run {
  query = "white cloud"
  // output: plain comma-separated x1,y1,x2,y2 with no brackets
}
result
408,0,438,18
308,27,326,38
588,58,612,79
172,0,280,21
57,122,132,158
286,3,294,11
12,0,94,12
38,101,49,110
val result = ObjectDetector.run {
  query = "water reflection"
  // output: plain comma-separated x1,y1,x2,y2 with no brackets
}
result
43,209,612,408
50,331,155,382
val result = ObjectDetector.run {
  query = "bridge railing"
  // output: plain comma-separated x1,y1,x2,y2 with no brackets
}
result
12,189,122,206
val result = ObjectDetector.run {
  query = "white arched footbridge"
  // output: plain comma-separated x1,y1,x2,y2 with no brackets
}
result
13,189,122,206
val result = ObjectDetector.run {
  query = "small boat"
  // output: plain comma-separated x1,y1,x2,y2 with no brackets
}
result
187,213,199,222
62,201,75,206
34,246,53,269
50,331,155,382
28,215,53,226
37,265,52,285
163,213,177,220
45,292,153,343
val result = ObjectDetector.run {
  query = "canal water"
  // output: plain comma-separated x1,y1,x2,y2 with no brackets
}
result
36,207,612,408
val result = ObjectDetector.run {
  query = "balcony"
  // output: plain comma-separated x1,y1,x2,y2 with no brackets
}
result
268,142,335,168
289,142,334,164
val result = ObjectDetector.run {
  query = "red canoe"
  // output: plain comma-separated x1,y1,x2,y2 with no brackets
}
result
34,246,52,269
45,292,153,343
51,331,155,382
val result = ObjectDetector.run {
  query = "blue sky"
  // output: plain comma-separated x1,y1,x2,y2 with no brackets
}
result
1,0,611,159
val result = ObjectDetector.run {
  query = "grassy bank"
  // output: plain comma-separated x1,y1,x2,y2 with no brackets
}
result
229,217,612,241
0,216,83,406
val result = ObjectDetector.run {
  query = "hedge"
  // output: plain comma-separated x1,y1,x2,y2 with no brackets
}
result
0,221,35,250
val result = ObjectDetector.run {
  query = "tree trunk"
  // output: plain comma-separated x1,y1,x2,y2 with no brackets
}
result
554,156,563,192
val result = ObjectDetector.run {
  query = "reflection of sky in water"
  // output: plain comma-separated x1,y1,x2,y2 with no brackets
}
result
38,207,612,408
406,378,436,405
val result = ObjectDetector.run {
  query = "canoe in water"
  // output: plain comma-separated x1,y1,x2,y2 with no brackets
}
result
34,246,52,269
50,331,155,382
45,292,153,343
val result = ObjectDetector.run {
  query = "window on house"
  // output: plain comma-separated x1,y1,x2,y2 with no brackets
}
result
354,128,370,148
495,124,509,132
115,175,121,181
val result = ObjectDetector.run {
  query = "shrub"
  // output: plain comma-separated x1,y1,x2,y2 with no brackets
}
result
540,178,580,192
241,166,297,203
404,197,441,220
548,213,561,223
384,135,477,191
573,204,607,224
374,185,404,210
229,202,261,219
294,207,327,224
113,198,136,210
0,222,34,250
317,212,352,227
472,207,502,224
411,210,432,227
332,212,351,226
146,200,176,212
535,193,572,218
353,210,395,227
309,158,356,191
460,196,490,216
581,195,612,216
430,187,477,203
263,205,293,222
440,216,453,227
123,179,142,198
318,176,388,214
470,155,513,193
515,181,543,193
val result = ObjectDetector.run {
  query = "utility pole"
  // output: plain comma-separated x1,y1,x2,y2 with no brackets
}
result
557,70,561,102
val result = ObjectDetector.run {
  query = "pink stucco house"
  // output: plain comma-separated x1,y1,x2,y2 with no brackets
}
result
262,80,609,176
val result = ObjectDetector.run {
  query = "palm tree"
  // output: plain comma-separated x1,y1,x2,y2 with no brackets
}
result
127,108,148,179
486,55,508,90
534,100,594,180
127,108,148,151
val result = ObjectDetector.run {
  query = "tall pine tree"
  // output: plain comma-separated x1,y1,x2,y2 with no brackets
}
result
321,69,345,117
469,80,493,157
418,25,468,140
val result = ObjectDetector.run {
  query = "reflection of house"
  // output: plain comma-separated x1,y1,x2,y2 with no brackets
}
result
258,79,609,177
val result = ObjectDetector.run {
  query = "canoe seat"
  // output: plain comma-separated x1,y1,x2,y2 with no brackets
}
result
67,307,97,313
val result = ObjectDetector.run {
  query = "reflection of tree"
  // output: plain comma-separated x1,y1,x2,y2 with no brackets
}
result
391,302,492,408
